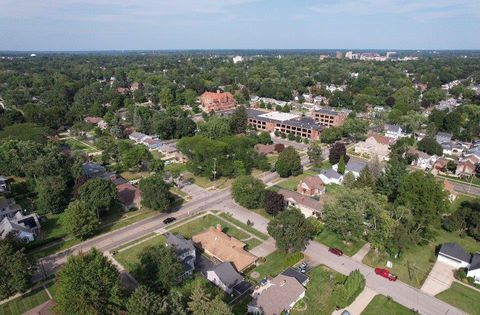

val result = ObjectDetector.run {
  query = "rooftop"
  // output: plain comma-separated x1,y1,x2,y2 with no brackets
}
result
209,262,244,288
258,111,300,122
439,243,471,263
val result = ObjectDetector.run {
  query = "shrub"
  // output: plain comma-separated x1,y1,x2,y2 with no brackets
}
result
333,270,365,309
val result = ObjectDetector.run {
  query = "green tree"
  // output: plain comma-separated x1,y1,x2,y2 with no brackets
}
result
329,142,349,165
79,178,118,218
264,190,285,216
120,143,153,169
160,88,174,108
275,146,302,177
187,283,233,315
376,158,407,202
258,131,272,144
423,87,446,104
150,159,166,173
136,245,183,293
233,160,246,177
175,117,197,138
54,248,124,315
126,285,171,315
139,174,174,211
267,208,316,253
337,155,346,174
417,137,443,156
0,240,33,300
307,141,324,167
229,105,248,134
199,117,231,140
231,175,265,209
35,175,69,214
333,270,366,309
61,200,99,239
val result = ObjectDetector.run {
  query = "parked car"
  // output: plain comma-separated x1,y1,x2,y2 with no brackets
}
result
375,268,397,281
259,279,268,286
163,217,177,224
299,262,308,269
328,247,344,256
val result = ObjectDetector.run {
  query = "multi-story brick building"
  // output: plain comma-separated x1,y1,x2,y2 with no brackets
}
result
312,108,348,128
247,109,323,140
200,90,236,112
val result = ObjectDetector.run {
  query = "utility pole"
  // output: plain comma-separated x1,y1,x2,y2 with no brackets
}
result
212,158,217,181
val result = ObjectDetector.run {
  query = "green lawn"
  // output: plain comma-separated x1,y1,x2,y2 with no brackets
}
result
218,213,269,241
169,214,250,240
184,173,234,189
274,170,318,192
113,234,166,273
315,229,366,257
362,229,479,288
436,283,480,315
361,295,414,315
0,287,50,315
249,251,304,282
449,194,478,214
291,265,346,315
61,138,96,153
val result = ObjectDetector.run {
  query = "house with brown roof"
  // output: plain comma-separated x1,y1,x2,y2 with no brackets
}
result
296,176,325,197
116,183,142,211
248,274,306,315
191,225,257,272
278,189,322,218
455,160,476,178
200,91,236,113
83,116,103,125
354,133,393,161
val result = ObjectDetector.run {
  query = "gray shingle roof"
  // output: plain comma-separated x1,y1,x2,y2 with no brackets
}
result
165,233,195,256
346,160,367,173
210,262,244,289
281,268,309,285
321,169,342,179
439,243,471,263
469,254,480,271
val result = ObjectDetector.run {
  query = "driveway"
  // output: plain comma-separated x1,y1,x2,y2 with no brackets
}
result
352,243,371,263
332,287,377,315
250,238,276,257
420,261,456,296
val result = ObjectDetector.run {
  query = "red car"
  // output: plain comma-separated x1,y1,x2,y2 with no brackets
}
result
328,247,344,256
375,268,397,281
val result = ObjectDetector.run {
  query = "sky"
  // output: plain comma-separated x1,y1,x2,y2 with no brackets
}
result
0,0,479,51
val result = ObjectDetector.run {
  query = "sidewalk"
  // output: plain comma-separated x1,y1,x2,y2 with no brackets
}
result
332,287,377,315
352,243,371,263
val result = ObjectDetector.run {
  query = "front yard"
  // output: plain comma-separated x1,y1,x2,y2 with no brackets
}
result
249,250,304,282
362,229,479,288
315,229,366,257
0,281,57,315
291,265,346,315
274,169,318,192
113,234,166,273
361,295,414,315
436,283,480,315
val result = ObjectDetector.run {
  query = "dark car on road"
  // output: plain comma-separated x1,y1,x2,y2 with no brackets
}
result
328,247,344,256
163,217,176,224
375,268,397,281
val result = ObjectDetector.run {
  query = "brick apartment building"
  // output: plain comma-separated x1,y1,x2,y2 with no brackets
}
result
312,108,348,127
247,109,323,140
200,90,236,112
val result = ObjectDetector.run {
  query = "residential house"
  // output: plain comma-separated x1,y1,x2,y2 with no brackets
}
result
443,180,458,202
455,160,476,178
433,157,450,172
0,176,8,193
130,82,143,91
354,134,392,161
143,138,163,151
82,162,107,178
0,211,41,242
313,95,328,106
437,243,480,284
116,183,142,211
384,124,404,140
0,197,22,220
97,120,108,130
84,116,103,125
248,274,306,315
192,225,257,272
278,189,323,218
129,131,150,144
442,142,464,156
159,144,179,158
200,91,236,112
436,132,453,145
232,56,244,64
407,149,437,170
296,176,325,197
344,160,367,178
206,262,253,296
319,169,343,185
165,232,196,279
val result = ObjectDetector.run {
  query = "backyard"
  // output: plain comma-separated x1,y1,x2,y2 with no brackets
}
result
362,229,479,288
361,295,414,315
249,250,304,282
436,283,480,315
291,265,346,315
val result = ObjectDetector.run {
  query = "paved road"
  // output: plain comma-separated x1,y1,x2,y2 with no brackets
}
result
449,179,480,196
305,242,465,315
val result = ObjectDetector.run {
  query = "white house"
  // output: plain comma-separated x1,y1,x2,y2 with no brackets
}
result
467,254,480,284
384,124,404,140
278,189,322,218
165,233,196,279
0,211,41,243
437,243,471,269
332,160,367,179
232,56,244,64
319,169,343,185
129,131,150,144
354,134,392,161
407,149,437,170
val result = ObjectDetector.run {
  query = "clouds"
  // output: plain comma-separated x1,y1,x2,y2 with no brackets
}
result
311,0,480,19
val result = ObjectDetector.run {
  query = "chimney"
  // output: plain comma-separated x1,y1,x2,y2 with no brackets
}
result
216,224,222,232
